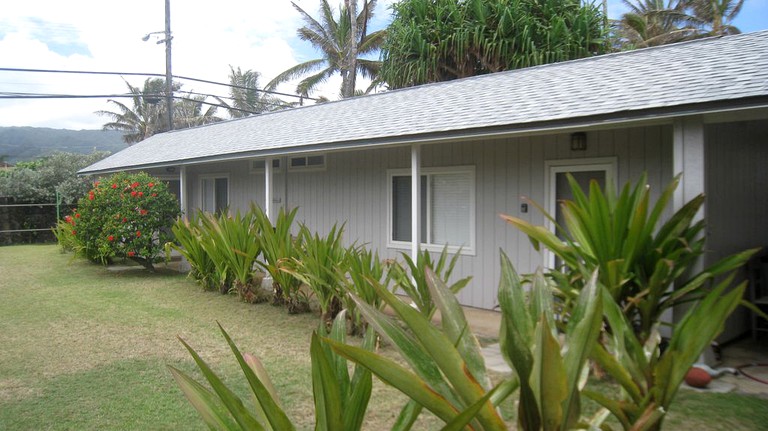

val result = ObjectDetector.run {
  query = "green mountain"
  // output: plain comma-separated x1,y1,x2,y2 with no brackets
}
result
0,127,125,163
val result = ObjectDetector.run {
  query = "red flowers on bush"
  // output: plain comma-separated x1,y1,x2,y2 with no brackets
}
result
108,235,114,242
136,231,141,237
127,251,135,257
139,209,148,216
148,182,155,188
131,191,138,197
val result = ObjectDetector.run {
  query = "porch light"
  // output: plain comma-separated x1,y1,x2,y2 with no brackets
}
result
571,132,587,151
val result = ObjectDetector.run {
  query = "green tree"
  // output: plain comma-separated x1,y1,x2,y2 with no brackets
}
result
174,92,222,129
615,0,697,48
687,0,743,36
215,66,285,117
97,78,170,144
0,151,109,204
265,0,386,98
380,0,606,89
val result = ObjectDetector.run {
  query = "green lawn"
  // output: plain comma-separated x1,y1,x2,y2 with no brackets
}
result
1,244,766,430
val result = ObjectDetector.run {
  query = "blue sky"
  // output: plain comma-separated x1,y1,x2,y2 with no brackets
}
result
0,0,765,130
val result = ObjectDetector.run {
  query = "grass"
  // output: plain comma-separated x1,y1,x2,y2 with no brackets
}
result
1,244,767,430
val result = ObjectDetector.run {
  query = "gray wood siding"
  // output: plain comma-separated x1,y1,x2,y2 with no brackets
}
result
705,120,768,339
272,125,673,309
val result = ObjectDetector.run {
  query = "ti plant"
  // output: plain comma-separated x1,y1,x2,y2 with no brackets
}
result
498,252,605,431
339,246,389,334
167,214,220,291
251,205,307,312
388,245,471,319
328,267,514,430
199,210,265,303
169,311,376,431
283,223,349,321
501,172,759,344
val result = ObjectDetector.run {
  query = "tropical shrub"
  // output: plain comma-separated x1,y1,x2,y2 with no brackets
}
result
283,223,348,321
252,205,307,312
52,218,78,252
168,215,218,291
69,172,179,268
339,246,389,334
388,245,471,319
501,172,758,344
501,172,759,430
199,210,265,302
170,311,376,430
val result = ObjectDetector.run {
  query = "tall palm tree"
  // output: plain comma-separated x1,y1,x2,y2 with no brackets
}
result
265,0,385,98
687,0,743,36
616,0,697,48
97,78,169,145
174,92,222,129
215,66,286,118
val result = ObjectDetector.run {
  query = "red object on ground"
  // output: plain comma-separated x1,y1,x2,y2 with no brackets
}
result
685,367,712,388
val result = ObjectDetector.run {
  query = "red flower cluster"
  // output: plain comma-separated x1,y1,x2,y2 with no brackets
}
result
88,192,95,201
108,235,115,242
139,209,148,216
136,231,141,237
127,251,135,257
130,191,138,197
111,184,118,189
131,182,140,188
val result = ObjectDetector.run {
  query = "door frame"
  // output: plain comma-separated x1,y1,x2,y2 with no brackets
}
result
543,157,617,268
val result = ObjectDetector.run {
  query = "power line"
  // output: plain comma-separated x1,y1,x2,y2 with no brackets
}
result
0,67,316,102
0,92,294,115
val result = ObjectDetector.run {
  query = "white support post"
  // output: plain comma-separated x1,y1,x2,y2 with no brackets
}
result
411,144,422,261
668,116,706,338
265,158,273,222
179,166,187,219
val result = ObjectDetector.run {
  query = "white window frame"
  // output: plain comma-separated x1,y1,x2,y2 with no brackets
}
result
199,173,230,214
249,159,282,174
288,154,326,172
544,157,617,268
387,165,476,255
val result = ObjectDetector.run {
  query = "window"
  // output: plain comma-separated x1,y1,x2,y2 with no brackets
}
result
388,166,475,253
250,159,281,174
289,154,325,171
200,175,229,214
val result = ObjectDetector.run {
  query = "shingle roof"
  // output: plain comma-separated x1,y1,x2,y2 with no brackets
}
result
81,30,768,174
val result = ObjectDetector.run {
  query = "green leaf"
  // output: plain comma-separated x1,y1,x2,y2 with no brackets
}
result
311,332,344,431
216,323,295,431
177,336,264,430
168,366,243,431
326,338,461,423
530,315,567,431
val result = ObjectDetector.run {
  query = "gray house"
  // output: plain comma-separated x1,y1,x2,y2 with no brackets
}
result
82,30,768,340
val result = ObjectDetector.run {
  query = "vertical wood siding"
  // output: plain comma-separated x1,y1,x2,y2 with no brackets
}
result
704,120,768,340
185,125,673,310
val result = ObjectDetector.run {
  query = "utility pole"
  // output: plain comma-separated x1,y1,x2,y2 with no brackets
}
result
142,0,173,131
164,0,173,130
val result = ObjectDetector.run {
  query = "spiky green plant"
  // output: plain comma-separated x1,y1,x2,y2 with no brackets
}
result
339,245,389,334
388,245,471,319
169,311,375,430
502,172,759,343
198,210,265,303
283,223,349,321
167,214,218,291
252,205,307,312
328,267,514,430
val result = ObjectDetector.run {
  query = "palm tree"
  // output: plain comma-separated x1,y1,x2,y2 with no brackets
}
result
215,66,286,118
687,0,743,36
97,78,170,145
174,92,222,129
616,0,697,48
265,0,385,98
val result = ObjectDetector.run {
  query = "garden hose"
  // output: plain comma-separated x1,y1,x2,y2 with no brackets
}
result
737,363,768,385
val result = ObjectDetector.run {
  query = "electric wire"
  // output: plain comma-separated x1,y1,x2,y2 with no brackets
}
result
0,67,316,101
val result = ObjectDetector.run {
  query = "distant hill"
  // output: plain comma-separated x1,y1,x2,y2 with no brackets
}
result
0,127,126,163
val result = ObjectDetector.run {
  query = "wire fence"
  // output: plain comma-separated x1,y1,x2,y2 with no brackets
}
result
0,198,77,245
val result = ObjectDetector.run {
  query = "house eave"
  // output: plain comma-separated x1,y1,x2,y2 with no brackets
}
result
78,97,768,176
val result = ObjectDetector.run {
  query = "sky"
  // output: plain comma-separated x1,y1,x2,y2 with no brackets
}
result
0,0,766,131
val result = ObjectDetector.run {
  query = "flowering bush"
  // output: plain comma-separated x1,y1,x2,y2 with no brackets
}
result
66,172,180,269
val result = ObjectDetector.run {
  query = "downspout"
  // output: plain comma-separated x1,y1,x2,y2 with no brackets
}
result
179,165,187,219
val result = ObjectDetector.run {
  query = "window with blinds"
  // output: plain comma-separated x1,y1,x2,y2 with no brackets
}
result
388,166,475,253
